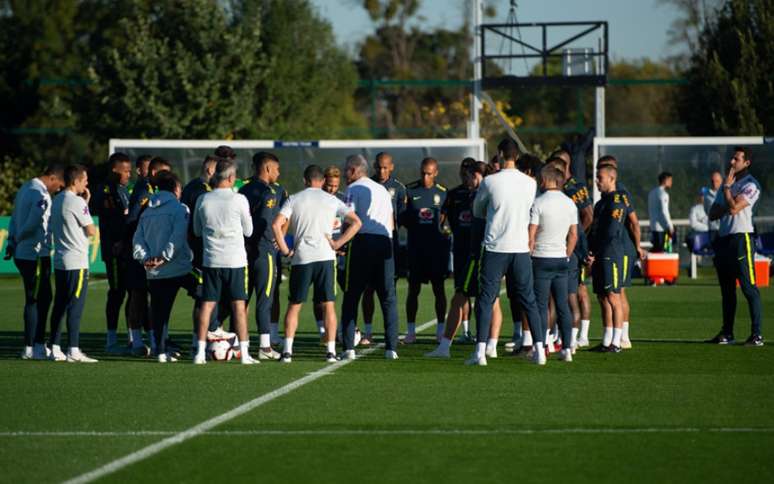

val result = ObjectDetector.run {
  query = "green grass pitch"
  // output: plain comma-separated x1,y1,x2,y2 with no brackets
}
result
0,270,772,483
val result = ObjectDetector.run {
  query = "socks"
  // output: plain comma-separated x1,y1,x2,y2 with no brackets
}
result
439,337,452,352
462,320,469,333
522,330,533,347
436,323,445,339
131,329,144,349
612,328,623,347
486,338,498,354
512,322,522,340
580,319,590,339
196,340,206,357
534,341,544,353
106,330,117,347
571,327,579,348
326,341,336,354
259,333,270,348
364,323,373,336
284,337,294,355
603,327,613,347
407,322,416,336
622,321,630,341
475,342,486,359
316,320,325,335
239,340,250,360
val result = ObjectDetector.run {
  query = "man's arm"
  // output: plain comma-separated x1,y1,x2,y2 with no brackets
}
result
472,181,489,218
566,224,578,257
132,219,150,263
271,213,291,256
661,191,673,232
239,196,253,238
161,207,189,262
626,210,645,259
18,192,46,241
579,205,593,232
193,197,204,237
330,211,362,251
528,224,538,253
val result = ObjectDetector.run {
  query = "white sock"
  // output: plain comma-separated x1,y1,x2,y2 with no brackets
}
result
534,341,544,353
612,328,623,347
439,337,452,351
603,327,613,347
131,329,144,349
316,320,325,335
284,337,294,355
486,338,498,353
364,323,373,336
239,340,250,358
270,322,279,339
545,330,551,345
462,320,469,333
512,322,522,340
475,342,486,359
522,330,533,347
622,321,630,340
196,340,206,357
259,333,270,348
407,322,416,336
436,323,445,338
580,319,590,339
326,341,336,354
107,330,117,346
52,344,62,354
571,328,579,347
69,346,80,355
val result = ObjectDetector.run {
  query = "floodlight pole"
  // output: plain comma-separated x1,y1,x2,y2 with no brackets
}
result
595,88,605,138
468,0,482,143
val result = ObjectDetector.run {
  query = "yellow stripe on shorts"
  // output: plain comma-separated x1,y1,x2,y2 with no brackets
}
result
333,261,337,297
745,233,756,285
623,255,629,281
244,266,249,294
463,260,476,293
612,262,618,289
75,269,85,299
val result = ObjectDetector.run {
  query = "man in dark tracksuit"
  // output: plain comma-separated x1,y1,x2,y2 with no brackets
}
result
91,153,132,353
707,147,764,346
239,151,285,359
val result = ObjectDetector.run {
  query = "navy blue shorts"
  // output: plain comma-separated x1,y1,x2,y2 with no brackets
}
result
592,255,622,295
289,260,336,304
202,266,249,302
408,245,449,284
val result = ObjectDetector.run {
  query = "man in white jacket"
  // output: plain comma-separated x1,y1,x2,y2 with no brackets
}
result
647,172,674,252
133,171,194,363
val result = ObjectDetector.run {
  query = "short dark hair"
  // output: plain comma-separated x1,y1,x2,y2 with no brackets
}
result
154,170,180,193
460,157,476,171
215,145,236,160
109,152,131,168
598,165,617,177
550,148,570,159
149,157,171,175
252,151,279,170
304,165,324,183
468,161,486,177
658,171,672,184
136,154,152,168
203,154,218,167
375,152,392,164
43,164,65,179
733,146,750,161
517,153,542,177
421,157,438,169
596,154,617,168
497,138,521,162
64,164,87,186
546,156,568,172
541,165,565,186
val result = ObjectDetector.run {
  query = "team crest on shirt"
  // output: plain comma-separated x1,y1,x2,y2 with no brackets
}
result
388,187,396,198
266,198,276,208
83,206,90,215
418,207,434,223
433,194,441,206
458,210,473,224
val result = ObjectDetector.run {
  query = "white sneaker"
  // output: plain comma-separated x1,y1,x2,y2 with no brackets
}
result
485,346,498,359
20,346,33,360
258,348,281,360
157,352,178,363
66,349,98,363
577,337,590,348
354,329,362,347
425,346,451,358
193,353,207,365
208,327,236,340
621,338,632,349
49,346,67,362
32,344,49,360
340,349,356,361
532,348,547,366
384,350,399,360
240,353,259,365
504,341,518,352
464,353,487,366
558,349,573,362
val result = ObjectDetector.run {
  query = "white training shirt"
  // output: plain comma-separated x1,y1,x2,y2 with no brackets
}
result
8,178,52,261
279,187,351,266
345,176,393,238
702,187,720,231
529,189,578,258
193,188,253,268
689,204,709,232
472,168,536,253
717,173,761,236
647,185,673,232
50,190,93,270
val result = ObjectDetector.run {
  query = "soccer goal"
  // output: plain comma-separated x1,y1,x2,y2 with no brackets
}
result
109,138,487,193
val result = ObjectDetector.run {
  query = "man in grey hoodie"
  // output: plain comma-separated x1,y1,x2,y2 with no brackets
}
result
133,171,194,362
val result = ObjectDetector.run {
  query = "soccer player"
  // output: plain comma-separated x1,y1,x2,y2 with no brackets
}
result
707,147,763,346
273,165,362,362
588,165,629,353
124,156,172,356
7,165,64,359
91,153,132,353
340,154,400,360
647,172,674,253
239,152,285,360
402,157,450,343
703,170,723,241
132,171,193,362
48,165,97,363
361,152,407,345
192,159,255,365
469,138,545,366
529,165,578,362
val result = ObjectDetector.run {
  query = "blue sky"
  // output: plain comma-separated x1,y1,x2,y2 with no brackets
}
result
310,0,683,61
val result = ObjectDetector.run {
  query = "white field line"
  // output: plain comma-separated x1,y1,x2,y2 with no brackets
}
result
4,427,774,438
60,317,439,484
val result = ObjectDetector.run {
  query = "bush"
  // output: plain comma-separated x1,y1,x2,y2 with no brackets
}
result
0,157,41,215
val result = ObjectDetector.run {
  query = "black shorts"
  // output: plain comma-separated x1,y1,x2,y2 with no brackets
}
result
621,253,635,288
103,255,127,292
592,255,622,295
288,260,336,304
567,254,579,295
125,259,147,291
408,246,449,284
202,266,249,302
459,258,479,297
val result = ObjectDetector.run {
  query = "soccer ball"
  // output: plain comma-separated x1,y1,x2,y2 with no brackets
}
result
208,339,234,361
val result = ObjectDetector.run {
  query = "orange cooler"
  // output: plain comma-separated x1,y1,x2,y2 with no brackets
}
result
737,256,771,287
645,253,679,285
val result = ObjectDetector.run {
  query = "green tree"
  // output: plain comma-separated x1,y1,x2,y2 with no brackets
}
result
678,0,774,134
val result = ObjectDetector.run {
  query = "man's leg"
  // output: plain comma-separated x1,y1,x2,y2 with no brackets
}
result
362,286,375,338
430,278,447,340
254,252,278,354
551,267,572,351
374,235,400,353
510,254,545,352
472,251,507,363
405,279,422,342
282,264,311,359
13,258,39,351
104,256,127,349
735,234,763,340
607,292,624,349
148,278,180,356
578,275,592,345
486,298,503,357
34,258,53,348
48,269,69,357
714,240,737,339
64,269,89,354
